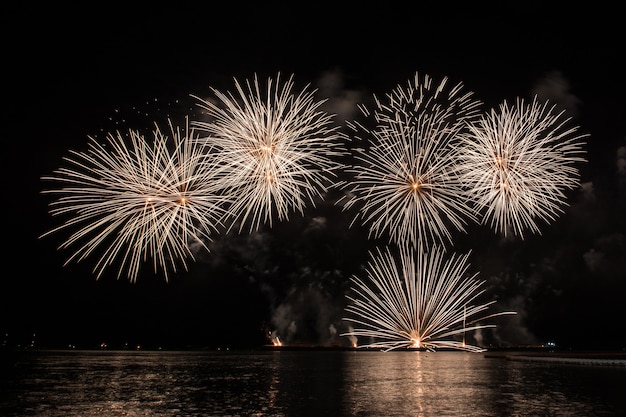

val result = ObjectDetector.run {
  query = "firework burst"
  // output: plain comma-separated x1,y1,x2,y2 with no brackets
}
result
41,118,229,282
342,245,515,352
191,73,347,233
458,96,587,238
340,72,482,249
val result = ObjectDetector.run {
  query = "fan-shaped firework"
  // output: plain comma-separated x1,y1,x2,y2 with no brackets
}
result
40,119,229,282
458,96,587,238
342,245,515,352
340,72,482,249
191,73,347,233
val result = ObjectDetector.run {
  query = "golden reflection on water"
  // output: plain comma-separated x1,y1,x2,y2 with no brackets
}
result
341,350,619,417
343,351,491,417
3,350,623,416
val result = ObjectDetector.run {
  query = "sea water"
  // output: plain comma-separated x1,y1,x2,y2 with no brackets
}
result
1,349,624,416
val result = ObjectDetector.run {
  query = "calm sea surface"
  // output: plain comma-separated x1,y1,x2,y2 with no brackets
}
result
1,349,624,416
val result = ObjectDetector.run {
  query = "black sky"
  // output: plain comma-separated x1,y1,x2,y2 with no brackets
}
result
2,4,625,351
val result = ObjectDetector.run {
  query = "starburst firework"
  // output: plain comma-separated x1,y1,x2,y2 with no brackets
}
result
191,73,347,233
340,72,482,249
342,245,514,352
41,119,229,282
458,96,587,238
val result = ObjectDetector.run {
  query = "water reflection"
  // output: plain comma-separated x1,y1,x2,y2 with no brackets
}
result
1,349,624,416
343,351,485,416
341,350,625,416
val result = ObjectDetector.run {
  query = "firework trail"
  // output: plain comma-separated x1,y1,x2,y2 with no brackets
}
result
340,72,482,250
191,73,347,233
342,245,515,352
40,118,229,282
458,96,587,238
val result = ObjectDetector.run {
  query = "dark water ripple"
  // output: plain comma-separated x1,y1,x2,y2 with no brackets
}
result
1,349,624,416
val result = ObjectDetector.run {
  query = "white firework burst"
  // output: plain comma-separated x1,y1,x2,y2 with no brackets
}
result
191,73,347,233
340,72,482,249
41,118,229,282
458,96,587,238
342,245,515,352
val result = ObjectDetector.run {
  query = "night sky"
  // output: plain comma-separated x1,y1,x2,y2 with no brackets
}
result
2,4,624,351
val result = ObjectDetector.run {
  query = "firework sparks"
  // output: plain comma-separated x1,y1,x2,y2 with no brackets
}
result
268,330,282,346
458,96,588,238
40,118,229,282
340,72,482,249
342,245,515,352
191,73,347,233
